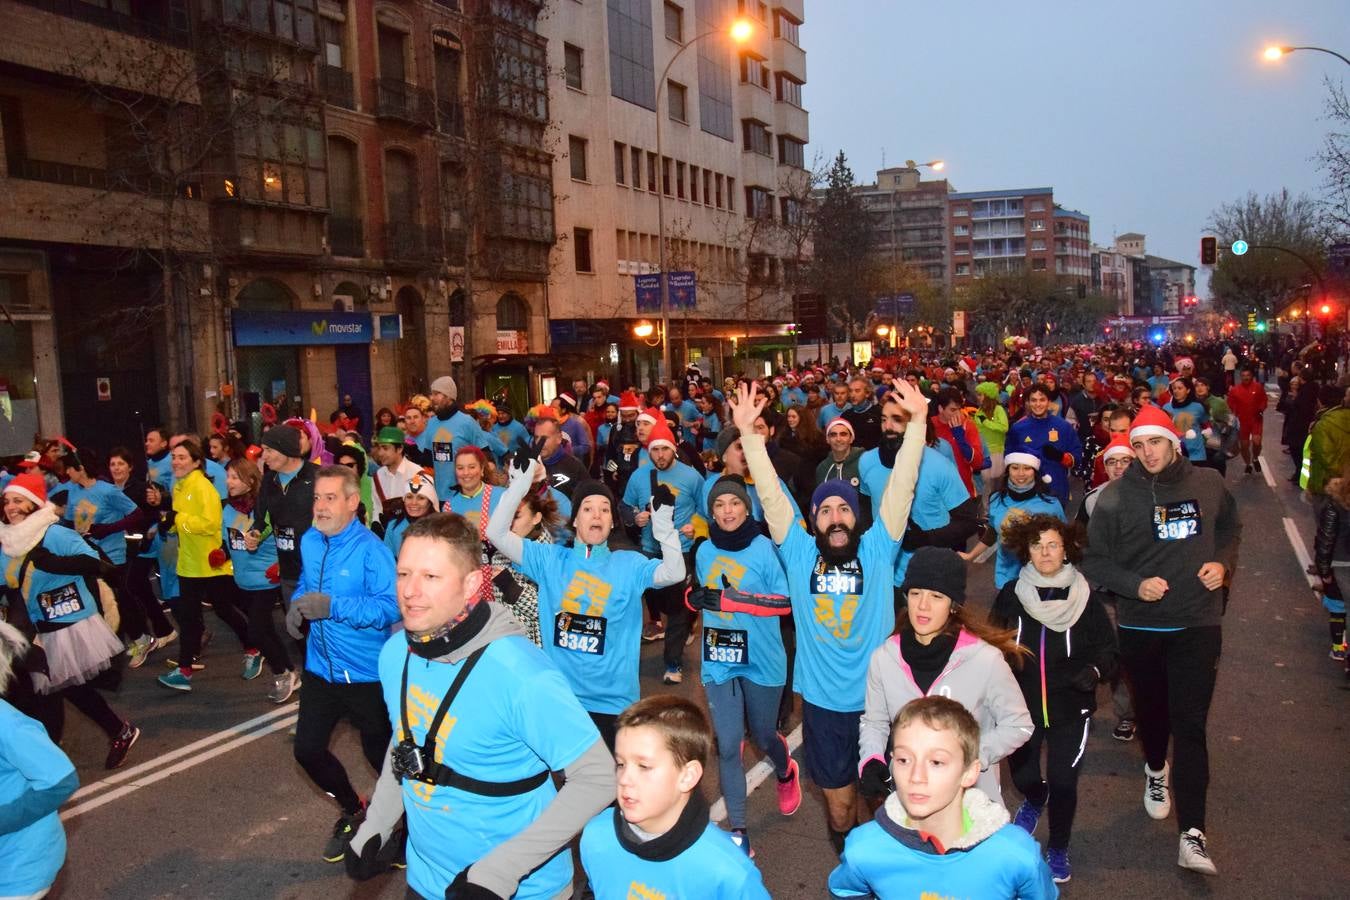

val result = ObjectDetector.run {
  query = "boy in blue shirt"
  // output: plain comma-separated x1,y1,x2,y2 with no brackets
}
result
830,696,1057,900
580,695,771,899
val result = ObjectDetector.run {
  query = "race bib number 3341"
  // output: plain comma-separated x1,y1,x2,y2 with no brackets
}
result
1153,500,1201,541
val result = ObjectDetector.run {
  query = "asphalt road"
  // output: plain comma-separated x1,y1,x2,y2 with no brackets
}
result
43,392,1350,899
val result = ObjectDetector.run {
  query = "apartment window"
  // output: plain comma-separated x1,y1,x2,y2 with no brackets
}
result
569,135,588,181
676,162,685,198
321,14,345,68
1030,219,1045,231
775,73,802,107
646,151,657,191
953,207,968,217
737,0,767,21
739,52,769,89
727,177,735,210
1031,238,1046,251
614,142,626,185
780,196,803,224
1032,258,1047,271
745,185,772,220
575,227,594,272
689,165,699,202
607,0,656,110
714,174,724,208
777,136,805,169
668,81,688,122
773,9,800,44
664,2,683,42
742,119,771,156
695,0,733,141
953,225,968,236
1030,200,1045,212
661,156,671,195
564,43,584,90
955,263,970,276
631,147,643,189
954,242,970,255
702,170,712,206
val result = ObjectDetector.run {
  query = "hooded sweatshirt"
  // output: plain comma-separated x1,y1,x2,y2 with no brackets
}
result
359,603,614,900
859,630,1033,805
829,787,1057,899
1081,455,1240,630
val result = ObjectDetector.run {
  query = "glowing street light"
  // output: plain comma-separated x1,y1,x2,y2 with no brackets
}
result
633,320,655,339
1262,44,1350,67
875,324,890,337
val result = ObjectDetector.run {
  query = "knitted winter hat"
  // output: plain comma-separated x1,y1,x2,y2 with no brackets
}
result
3,472,46,508
261,424,302,459
1129,404,1181,447
1101,434,1135,461
647,420,678,453
429,376,458,400
569,480,615,529
811,478,860,516
707,475,752,518
899,546,967,607
715,426,741,459
405,471,438,504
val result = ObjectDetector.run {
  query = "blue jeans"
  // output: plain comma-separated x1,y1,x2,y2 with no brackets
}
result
704,677,789,829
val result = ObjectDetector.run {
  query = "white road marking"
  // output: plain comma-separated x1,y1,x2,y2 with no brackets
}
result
66,702,298,804
1259,455,1277,489
710,724,803,823
1281,516,1319,588
62,713,299,821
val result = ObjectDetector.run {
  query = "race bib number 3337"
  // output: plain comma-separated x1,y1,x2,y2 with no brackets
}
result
1153,500,1201,541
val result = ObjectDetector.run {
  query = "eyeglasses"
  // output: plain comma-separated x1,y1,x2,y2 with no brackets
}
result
1031,541,1063,552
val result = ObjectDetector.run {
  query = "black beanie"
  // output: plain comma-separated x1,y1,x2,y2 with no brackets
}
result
715,426,741,459
261,424,302,458
707,474,752,518
898,546,967,607
569,480,616,529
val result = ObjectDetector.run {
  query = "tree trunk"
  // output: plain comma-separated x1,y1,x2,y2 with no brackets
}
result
161,259,185,432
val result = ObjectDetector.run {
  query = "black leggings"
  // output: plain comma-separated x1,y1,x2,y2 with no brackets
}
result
1008,712,1092,849
238,587,292,674
122,555,175,640
175,575,251,666
293,673,390,816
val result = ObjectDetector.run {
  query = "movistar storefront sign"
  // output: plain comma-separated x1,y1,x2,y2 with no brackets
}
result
233,311,373,346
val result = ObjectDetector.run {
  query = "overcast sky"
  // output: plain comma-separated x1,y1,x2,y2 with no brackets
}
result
802,1,1346,293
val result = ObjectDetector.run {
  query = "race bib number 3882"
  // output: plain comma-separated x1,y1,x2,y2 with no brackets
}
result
1153,500,1201,541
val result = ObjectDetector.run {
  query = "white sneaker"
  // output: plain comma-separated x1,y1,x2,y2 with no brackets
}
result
1144,763,1171,820
1178,828,1217,875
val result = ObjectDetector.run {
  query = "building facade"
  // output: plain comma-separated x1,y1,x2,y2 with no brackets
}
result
856,166,952,288
947,187,1067,284
0,0,558,452
542,0,809,386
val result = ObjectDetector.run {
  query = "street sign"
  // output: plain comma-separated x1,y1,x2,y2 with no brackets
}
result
1231,240,1249,256
897,292,915,310
952,310,967,338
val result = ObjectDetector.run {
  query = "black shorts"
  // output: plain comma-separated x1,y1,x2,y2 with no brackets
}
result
802,700,862,789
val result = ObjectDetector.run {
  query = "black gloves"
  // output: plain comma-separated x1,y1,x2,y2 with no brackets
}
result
343,825,405,881
85,522,119,540
859,758,892,800
1069,665,1100,693
685,576,727,613
511,438,543,478
651,483,675,511
446,870,505,900
1039,443,1063,459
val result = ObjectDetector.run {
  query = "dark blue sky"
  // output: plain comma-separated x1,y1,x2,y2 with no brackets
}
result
803,1,1346,292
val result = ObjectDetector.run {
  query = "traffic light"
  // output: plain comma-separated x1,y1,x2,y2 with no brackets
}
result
1254,320,1267,333
1200,236,1218,266
1321,303,1333,316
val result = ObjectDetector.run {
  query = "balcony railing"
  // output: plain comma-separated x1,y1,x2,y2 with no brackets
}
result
5,157,188,196
327,217,364,257
436,100,465,138
375,79,435,127
319,66,356,110
16,0,191,47
385,221,440,260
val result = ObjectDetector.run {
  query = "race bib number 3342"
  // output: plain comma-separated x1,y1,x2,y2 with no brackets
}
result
554,611,607,655
1153,500,1201,541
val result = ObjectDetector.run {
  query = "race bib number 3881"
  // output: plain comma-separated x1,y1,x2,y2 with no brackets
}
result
1153,500,1201,541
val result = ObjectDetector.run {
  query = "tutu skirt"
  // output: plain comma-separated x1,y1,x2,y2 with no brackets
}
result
31,614,124,694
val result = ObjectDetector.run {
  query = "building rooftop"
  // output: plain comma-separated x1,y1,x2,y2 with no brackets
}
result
948,186,1053,200
1145,254,1195,272
1053,205,1090,221
1117,232,1146,241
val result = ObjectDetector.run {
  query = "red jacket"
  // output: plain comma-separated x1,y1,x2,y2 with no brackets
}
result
930,415,984,497
1226,381,1268,425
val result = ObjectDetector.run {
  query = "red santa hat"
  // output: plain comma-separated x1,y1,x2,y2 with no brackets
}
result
1129,404,1181,447
3,472,47,508
824,417,854,439
618,391,642,412
1100,433,1136,462
647,420,678,452
637,407,662,426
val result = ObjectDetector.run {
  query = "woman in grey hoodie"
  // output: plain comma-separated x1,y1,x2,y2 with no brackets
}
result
858,546,1033,809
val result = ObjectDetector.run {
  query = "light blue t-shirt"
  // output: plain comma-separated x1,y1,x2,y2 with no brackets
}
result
695,535,790,688
622,461,704,553
581,814,771,900
0,700,78,897
987,491,1065,588
443,483,503,533
223,503,279,592
519,541,660,715
62,480,138,564
777,520,899,712
859,446,970,584
378,633,598,900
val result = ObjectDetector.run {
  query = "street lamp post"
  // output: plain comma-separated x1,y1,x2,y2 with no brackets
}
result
1263,44,1350,67
654,18,753,384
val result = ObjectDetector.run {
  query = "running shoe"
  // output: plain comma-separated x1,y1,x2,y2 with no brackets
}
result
776,756,802,816
242,650,263,681
662,666,683,685
1112,719,1136,742
1244,464,1253,475
1144,763,1171,820
1253,459,1263,473
1178,828,1217,875
157,628,178,647
126,635,154,670
1046,847,1072,883
729,828,755,859
268,670,300,704
105,721,140,769
157,669,192,692
1331,642,1347,662
642,622,665,643
323,806,365,863
1013,800,1043,835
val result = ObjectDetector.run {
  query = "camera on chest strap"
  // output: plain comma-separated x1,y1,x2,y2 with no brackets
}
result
391,739,426,782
